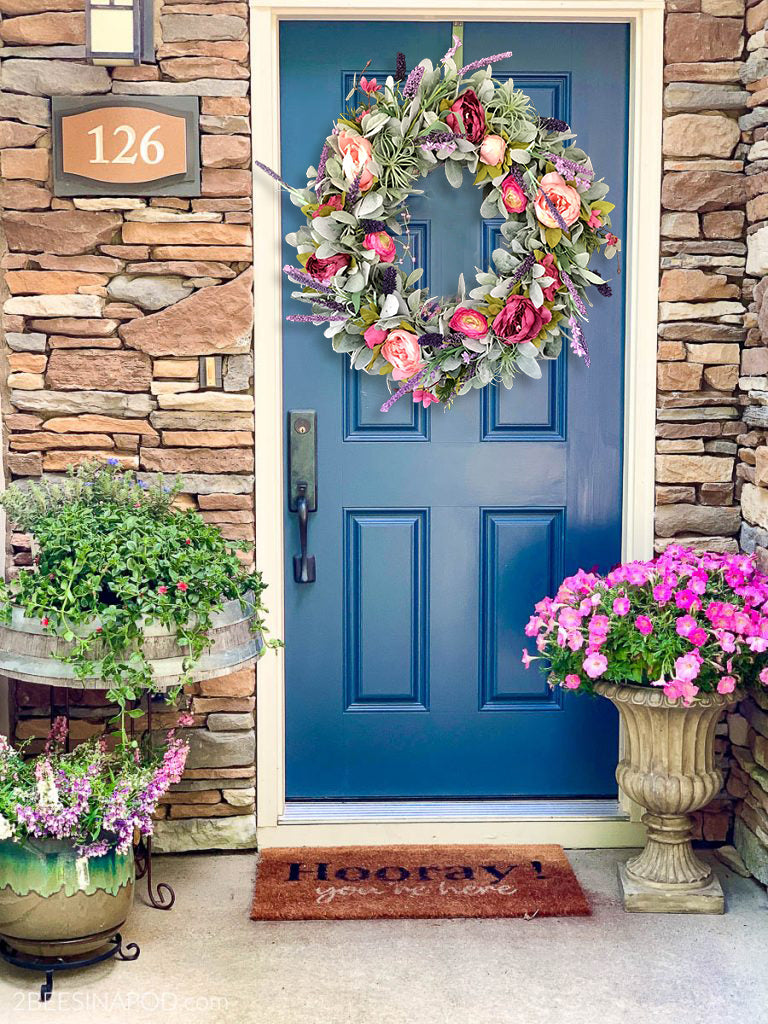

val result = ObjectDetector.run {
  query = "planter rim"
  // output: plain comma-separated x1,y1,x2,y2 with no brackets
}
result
7,592,257,638
593,679,743,710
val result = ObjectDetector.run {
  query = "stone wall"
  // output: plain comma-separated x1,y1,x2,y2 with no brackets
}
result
733,0,768,885
658,0,750,846
0,0,258,851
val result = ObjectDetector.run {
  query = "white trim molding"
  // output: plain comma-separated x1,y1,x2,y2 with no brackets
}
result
252,0,663,848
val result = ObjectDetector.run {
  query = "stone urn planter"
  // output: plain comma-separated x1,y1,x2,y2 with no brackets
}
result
0,595,262,690
595,680,741,914
0,838,134,957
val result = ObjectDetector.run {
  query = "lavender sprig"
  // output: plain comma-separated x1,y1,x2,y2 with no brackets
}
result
508,254,535,287
283,265,335,295
543,152,594,187
569,316,590,367
287,313,349,324
253,159,290,189
597,282,613,297
538,117,571,134
396,52,407,82
315,141,330,197
345,171,363,210
458,50,514,76
381,266,397,295
560,269,588,317
380,367,429,412
442,34,462,63
361,218,387,233
417,130,461,153
418,332,444,347
403,64,425,99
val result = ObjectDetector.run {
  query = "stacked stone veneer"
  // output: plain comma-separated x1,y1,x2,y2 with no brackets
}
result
0,0,258,851
732,0,768,885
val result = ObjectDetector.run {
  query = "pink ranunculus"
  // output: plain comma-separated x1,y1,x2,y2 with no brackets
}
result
479,134,506,166
311,194,344,218
534,172,582,229
538,253,562,303
635,615,653,636
305,252,351,283
500,174,528,214
363,231,396,263
492,294,552,345
717,675,737,695
446,89,486,143
364,325,388,349
449,306,489,339
337,130,375,192
564,674,582,690
382,329,424,381
613,597,630,617
582,650,608,679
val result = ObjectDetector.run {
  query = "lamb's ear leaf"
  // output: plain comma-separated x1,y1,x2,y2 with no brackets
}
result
445,159,463,189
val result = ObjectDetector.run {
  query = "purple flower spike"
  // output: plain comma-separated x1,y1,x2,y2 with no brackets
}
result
380,367,429,412
508,254,535,287
458,50,515,76
315,141,330,197
560,269,588,317
287,313,349,324
396,52,407,82
381,266,397,295
569,316,590,367
254,158,290,188
539,186,569,233
538,117,571,134
403,64,425,99
597,282,613,297
283,265,335,295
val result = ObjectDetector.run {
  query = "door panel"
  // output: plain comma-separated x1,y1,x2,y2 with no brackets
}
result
280,20,629,799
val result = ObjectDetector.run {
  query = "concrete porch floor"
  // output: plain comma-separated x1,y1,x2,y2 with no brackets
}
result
1,849,766,1024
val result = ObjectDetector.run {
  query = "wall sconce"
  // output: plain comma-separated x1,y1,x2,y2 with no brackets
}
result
86,0,153,66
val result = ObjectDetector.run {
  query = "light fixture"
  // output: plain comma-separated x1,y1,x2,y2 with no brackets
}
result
86,0,153,66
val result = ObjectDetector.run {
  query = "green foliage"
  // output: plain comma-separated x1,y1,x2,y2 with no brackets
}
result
0,462,274,733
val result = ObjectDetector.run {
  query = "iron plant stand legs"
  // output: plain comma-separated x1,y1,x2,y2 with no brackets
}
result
134,835,176,910
0,935,140,1003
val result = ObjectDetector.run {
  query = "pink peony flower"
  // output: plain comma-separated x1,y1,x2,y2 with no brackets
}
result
613,597,630,617
717,675,737,695
538,254,562,303
492,294,552,345
311,194,343,218
479,134,506,166
446,89,486,143
338,130,375,192
305,252,351,283
449,306,489,339
534,172,581,229
363,231,396,262
500,175,528,214
635,615,653,636
364,325,388,349
583,650,608,679
382,329,425,381
564,674,581,690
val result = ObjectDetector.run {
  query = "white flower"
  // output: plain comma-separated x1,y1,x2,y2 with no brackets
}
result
0,814,15,840
36,771,60,807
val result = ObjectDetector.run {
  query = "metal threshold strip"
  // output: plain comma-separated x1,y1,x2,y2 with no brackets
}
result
279,799,627,825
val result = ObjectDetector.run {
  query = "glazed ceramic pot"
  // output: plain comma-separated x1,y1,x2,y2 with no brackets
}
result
0,838,134,957
595,680,741,913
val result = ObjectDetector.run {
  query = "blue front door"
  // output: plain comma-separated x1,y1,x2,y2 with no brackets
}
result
280,21,629,799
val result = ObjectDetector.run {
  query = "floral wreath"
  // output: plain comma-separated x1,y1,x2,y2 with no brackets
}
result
259,41,621,411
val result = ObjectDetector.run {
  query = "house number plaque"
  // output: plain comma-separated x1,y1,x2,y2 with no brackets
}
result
52,96,200,197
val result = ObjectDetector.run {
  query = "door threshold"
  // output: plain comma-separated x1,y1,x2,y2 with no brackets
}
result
279,798,627,825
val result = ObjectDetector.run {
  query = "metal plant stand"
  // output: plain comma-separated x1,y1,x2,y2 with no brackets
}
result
0,936,140,1003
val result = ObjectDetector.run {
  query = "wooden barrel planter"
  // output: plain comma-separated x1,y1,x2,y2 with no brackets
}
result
0,595,262,689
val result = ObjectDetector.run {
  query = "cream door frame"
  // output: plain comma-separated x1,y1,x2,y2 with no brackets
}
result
250,0,663,848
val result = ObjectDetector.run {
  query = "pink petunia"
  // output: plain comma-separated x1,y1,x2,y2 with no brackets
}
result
688,628,708,648
635,615,653,636
653,583,673,605
612,597,630,617
759,667,768,686
717,675,737,695
521,648,535,669
582,650,608,679
675,615,697,639
564,674,582,690
674,652,701,683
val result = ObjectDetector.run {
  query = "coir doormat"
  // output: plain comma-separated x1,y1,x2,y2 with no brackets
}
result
251,844,590,920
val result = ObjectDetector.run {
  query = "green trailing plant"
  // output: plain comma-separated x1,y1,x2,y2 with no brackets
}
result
0,461,276,737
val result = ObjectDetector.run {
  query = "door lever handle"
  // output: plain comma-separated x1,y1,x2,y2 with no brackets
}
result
293,481,316,584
